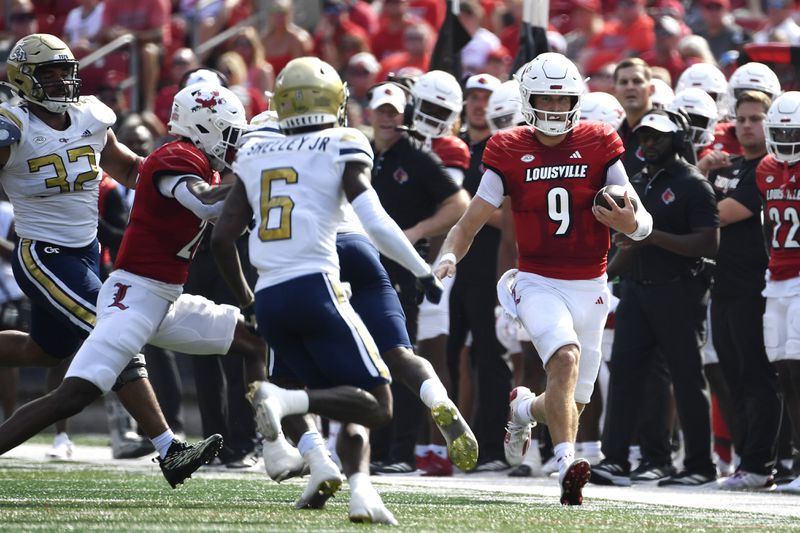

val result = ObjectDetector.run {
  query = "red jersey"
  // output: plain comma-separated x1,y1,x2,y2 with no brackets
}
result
432,136,470,171
115,141,219,285
756,155,800,281
711,121,741,155
482,122,625,280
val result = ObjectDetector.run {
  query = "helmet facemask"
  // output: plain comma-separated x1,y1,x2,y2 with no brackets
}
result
413,98,458,138
523,93,581,136
766,125,800,164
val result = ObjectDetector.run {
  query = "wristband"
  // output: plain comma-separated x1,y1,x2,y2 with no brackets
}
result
439,252,457,265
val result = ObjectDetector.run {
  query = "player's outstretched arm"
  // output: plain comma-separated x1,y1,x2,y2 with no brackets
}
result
211,177,255,309
100,128,143,190
435,195,497,279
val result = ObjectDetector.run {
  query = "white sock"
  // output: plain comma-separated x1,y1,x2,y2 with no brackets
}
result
580,440,601,456
515,394,535,424
277,387,310,415
553,441,575,472
419,378,449,408
151,429,176,459
430,444,447,459
297,430,325,457
349,471,373,493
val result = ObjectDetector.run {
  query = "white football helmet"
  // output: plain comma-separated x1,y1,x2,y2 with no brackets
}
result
486,80,525,133
675,63,729,118
764,91,800,164
239,110,282,147
410,70,463,138
669,88,719,150
516,53,585,135
580,92,625,130
650,78,675,110
729,62,782,100
168,84,247,171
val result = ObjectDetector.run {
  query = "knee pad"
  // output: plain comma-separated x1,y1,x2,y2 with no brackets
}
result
112,353,149,392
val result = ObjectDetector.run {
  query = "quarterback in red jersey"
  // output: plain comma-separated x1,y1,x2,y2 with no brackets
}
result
756,92,800,492
435,53,653,506
0,84,270,478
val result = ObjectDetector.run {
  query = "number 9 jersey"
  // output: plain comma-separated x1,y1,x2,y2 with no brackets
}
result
0,96,115,247
482,121,625,280
234,127,374,291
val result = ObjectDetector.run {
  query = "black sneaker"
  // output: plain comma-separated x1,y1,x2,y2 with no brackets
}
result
630,461,674,483
589,460,631,486
472,459,510,473
156,434,224,488
375,461,415,474
658,469,716,487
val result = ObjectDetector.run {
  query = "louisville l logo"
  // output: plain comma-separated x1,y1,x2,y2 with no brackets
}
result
109,283,131,310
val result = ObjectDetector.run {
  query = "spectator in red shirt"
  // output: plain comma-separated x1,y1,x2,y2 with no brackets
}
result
314,0,372,71
216,51,268,121
229,26,275,96
372,0,430,60
153,48,199,131
100,0,171,112
580,0,655,77
263,0,313,77
410,0,446,31
640,16,688,85
377,21,433,82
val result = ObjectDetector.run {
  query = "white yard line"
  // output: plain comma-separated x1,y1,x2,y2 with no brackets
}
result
4,443,800,518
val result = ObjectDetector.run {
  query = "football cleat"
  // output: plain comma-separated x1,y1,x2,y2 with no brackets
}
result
504,386,535,466
295,446,343,509
45,432,73,460
249,381,285,442
718,471,776,491
156,434,224,489
349,488,399,526
431,400,479,472
263,436,308,482
559,458,592,505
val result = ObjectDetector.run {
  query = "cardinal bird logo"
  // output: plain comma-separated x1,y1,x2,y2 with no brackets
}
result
662,188,676,205
191,90,224,113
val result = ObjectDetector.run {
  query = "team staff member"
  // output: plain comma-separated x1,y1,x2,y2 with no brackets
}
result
593,110,719,487
707,90,780,491
368,82,470,473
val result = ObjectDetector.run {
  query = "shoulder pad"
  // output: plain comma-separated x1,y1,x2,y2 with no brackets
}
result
77,96,117,128
0,112,21,146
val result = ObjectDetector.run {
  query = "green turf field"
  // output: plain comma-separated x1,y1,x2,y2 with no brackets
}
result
1,461,799,532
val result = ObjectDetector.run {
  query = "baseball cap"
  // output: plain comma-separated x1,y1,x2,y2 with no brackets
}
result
634,111,679,133
464,73,501,94
369,83,407,113
348,52,380,74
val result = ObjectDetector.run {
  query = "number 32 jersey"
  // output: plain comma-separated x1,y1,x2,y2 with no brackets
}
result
234,127,373,291
115,141,219,285
482,122,625,280
0,97,114,247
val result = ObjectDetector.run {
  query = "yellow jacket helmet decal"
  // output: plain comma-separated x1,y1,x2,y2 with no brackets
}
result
273,57,347,130
6,33,81,114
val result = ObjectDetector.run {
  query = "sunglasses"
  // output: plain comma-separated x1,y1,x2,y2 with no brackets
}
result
10,12,36,23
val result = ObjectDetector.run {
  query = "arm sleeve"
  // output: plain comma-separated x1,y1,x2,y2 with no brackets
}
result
171,177,226,221
605,159,653,241
351,188,432,278
475,169,506,208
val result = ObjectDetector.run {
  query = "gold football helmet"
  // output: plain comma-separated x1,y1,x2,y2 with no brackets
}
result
272,57,346,130
6,33,81,114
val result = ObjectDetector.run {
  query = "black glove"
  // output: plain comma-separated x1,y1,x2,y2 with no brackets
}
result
242,302,258,336
416,274,444,305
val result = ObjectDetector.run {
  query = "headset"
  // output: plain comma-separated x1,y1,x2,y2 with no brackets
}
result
663,108,696,165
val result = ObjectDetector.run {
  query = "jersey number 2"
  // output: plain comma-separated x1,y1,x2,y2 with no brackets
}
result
547,187,572,236
259,167,298,241
769,206,800,249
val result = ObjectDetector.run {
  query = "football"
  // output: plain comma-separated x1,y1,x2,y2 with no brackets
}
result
593,184,639,212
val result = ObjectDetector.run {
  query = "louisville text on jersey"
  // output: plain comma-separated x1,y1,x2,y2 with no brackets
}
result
525,164,589,182
766,188,800,201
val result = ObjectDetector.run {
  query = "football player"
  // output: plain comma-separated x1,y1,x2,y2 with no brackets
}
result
0,34,220,484
758,91,800,494
434,52,653,505
211,57,470,524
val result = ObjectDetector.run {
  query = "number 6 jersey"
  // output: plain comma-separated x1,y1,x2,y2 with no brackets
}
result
0,96,114,247
234,127,373,291
482,122,625,280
